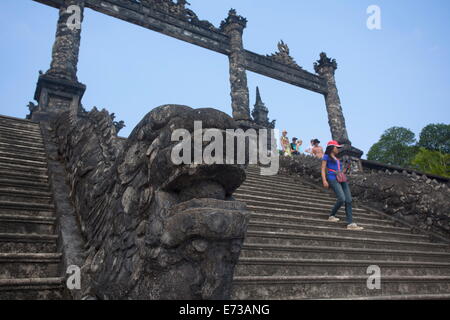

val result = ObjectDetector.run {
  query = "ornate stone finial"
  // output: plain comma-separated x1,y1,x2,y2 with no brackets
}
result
266,40,302,70
220,8,247,32
251,87,274,128
314,52,338,74
255,86,264,107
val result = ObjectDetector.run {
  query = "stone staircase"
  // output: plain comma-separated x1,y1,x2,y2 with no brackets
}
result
0,115,65,299
231,166,450,299
1,113,450,300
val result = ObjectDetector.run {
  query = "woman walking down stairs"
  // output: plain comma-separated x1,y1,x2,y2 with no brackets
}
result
231,166,450,300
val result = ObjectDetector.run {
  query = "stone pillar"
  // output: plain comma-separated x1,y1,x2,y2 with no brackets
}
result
314,52,363,172
47,0,85,81
221,9,251,121
314,52,350,145
31,0,86,122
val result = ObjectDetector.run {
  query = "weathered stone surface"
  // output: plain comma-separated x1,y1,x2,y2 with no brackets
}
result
221,9,251,121
46,0,85,82
314,52,351,145
53,104,250,299
279,154,450,239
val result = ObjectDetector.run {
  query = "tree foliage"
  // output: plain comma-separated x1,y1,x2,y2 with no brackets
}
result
418,123,450,154
411,147,450,178
367,124,450,177
367,127,417,167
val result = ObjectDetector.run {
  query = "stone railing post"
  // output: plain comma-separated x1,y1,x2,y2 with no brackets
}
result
221,9,251,121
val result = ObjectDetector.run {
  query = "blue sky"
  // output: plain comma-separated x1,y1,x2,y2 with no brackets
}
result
1,0,449,158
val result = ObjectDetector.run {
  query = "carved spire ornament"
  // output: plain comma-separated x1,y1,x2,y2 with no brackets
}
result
266,40,302,70
314,52,338,74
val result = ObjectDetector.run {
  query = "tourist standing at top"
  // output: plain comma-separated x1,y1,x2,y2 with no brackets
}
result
306,139,324,158
290,137,301,155
280,130,291,156
321,140,363,230
305,139,314,154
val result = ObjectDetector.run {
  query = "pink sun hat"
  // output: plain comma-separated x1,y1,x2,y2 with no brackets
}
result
327,140,343,148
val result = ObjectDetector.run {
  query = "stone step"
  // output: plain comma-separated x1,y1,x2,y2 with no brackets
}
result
0,200,54,211
0,201,54,217
0,214,56,234
244,175,316,190
235,189,339,206
0,145,47,160
0,178,50,192
237,185,336,202
0,253,61,279
234,258,450,277
246,221,429,242
0,277,65,299
0,141,45,154
244,230,450,252
0,156,47,168
0,233,58,253
248,211,410,233
231,275,450,299
240,243,450,263
245,171,311,184
237,195,371,216
0,162,48,175
0,170,48,184
0,188,53,204
0,115,40,128
0,145,46,158
0,137,45,150
0,126,41,138
243,177,338,198
246,205,396,227
241,179,324,196
0,150,47,163
0,132,44,144
0,126,42,139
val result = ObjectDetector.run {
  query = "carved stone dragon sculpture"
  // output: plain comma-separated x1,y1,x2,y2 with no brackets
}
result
53,104,250,299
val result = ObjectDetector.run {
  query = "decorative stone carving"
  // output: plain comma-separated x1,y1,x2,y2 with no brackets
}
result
46,0,85,82
266,40,302,70
141,0,218,31
314,52,337,73
251,87,275,129
221,9,251,121
219,9,247,32
313,52,351,146
53,104,250,299
26,102,38,119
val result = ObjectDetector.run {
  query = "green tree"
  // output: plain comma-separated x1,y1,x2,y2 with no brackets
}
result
367,126,418,167
418,123,450,154
411,147,450,178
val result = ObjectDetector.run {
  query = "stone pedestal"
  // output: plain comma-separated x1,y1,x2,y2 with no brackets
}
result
32,74,86,122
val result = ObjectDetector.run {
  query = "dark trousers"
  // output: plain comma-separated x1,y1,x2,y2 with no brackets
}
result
329,179,353,224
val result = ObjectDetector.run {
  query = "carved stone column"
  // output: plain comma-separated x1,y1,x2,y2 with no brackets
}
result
47,0,84,81
32,0,86,122
314,52,350,145
314,52,363,172
221,9,251,121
